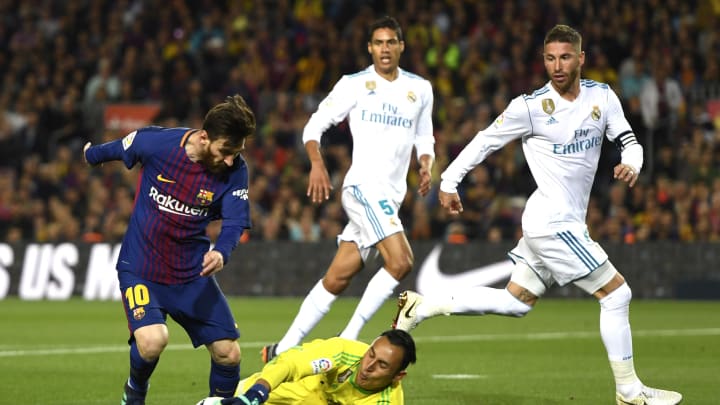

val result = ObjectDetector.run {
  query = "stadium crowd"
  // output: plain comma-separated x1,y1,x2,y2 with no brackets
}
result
1,0,719,245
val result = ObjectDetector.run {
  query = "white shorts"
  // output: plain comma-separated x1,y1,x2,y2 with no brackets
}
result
338,185,404,252
508,224,612,289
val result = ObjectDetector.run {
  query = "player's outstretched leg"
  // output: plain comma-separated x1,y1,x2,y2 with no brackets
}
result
392,287,532,331
615,385,682,405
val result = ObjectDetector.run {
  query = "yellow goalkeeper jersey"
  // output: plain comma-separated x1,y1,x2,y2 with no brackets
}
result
238,337,404,404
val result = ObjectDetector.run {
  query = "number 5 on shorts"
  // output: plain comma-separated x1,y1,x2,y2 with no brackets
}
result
379,199,394,215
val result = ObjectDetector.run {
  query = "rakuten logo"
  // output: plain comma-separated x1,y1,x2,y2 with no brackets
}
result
149,186,209,217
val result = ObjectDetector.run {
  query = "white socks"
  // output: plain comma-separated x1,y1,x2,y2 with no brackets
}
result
339,268,399,340
276,280,337,353
420,286,531,320
277,268,401,351
599,283,642,398
611,359,642,399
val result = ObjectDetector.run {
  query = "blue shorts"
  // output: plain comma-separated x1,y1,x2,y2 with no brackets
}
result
118,270,240,347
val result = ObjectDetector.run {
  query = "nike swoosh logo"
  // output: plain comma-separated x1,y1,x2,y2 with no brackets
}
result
404,301,416,318
156,174,176,183
416,244,513,295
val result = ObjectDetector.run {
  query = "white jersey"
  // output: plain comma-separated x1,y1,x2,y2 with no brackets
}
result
441,80,635,235
303,65,435,202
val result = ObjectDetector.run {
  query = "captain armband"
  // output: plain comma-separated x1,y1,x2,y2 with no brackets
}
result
614,131,643,172
613,131,638,152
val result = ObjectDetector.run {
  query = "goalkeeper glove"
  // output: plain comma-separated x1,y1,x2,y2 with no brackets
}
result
219,395,255,405
219,383,269,405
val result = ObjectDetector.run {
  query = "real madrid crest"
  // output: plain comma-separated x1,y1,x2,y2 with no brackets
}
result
541,99,555,115
591,105,601,121
407,91,416,103
365,81,376,91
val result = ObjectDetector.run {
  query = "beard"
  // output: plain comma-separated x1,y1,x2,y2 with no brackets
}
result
552,68,580,93
199,153,229,174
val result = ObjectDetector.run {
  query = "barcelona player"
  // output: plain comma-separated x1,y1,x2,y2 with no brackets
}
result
83,95,255,404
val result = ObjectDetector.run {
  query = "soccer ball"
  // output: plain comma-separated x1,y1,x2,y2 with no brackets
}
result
196,397,224,405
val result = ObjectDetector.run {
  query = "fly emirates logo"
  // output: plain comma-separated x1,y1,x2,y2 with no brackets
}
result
552,129,601,155
360,102,413,128
149,186,209,217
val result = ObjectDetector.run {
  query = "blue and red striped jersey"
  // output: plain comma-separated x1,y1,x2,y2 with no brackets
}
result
85,126,251,284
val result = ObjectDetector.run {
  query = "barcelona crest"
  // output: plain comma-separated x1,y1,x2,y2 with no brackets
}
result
196,189,214,206
133,307,146,321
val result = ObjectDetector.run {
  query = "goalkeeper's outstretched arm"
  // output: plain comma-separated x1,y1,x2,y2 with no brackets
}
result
220,380,270,405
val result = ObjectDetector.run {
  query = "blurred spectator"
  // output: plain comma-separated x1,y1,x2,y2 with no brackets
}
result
446,221,468,244
0,0,718,245
84,57,121,104
639,61,686,149
584,47,618,88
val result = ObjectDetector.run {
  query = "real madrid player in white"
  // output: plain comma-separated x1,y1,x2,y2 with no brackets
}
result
261,16,434,362
394,25,681,405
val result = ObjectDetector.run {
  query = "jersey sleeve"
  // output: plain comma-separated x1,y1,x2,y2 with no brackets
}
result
213,159,251,263
259,338,347,390
603,86,633,143
604,87,644,172
302,75,357,144
84,128,154,169
440,96,531,192
414,80,435,159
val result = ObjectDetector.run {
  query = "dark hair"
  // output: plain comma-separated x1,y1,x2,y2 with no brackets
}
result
368,16,403,43
544,24,582,53
202,94,256,152
381,329,416,371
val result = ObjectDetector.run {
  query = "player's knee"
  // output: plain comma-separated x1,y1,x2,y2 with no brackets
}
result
383,254,413,279
135,333,168,359
324,259,363,293
323,274,351,294
600,282,632,311
210,340,241,366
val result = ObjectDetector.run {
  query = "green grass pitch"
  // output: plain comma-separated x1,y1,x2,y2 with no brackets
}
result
1,297,718,404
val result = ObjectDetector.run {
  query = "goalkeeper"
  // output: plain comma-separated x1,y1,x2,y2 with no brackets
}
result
217,329,415,405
